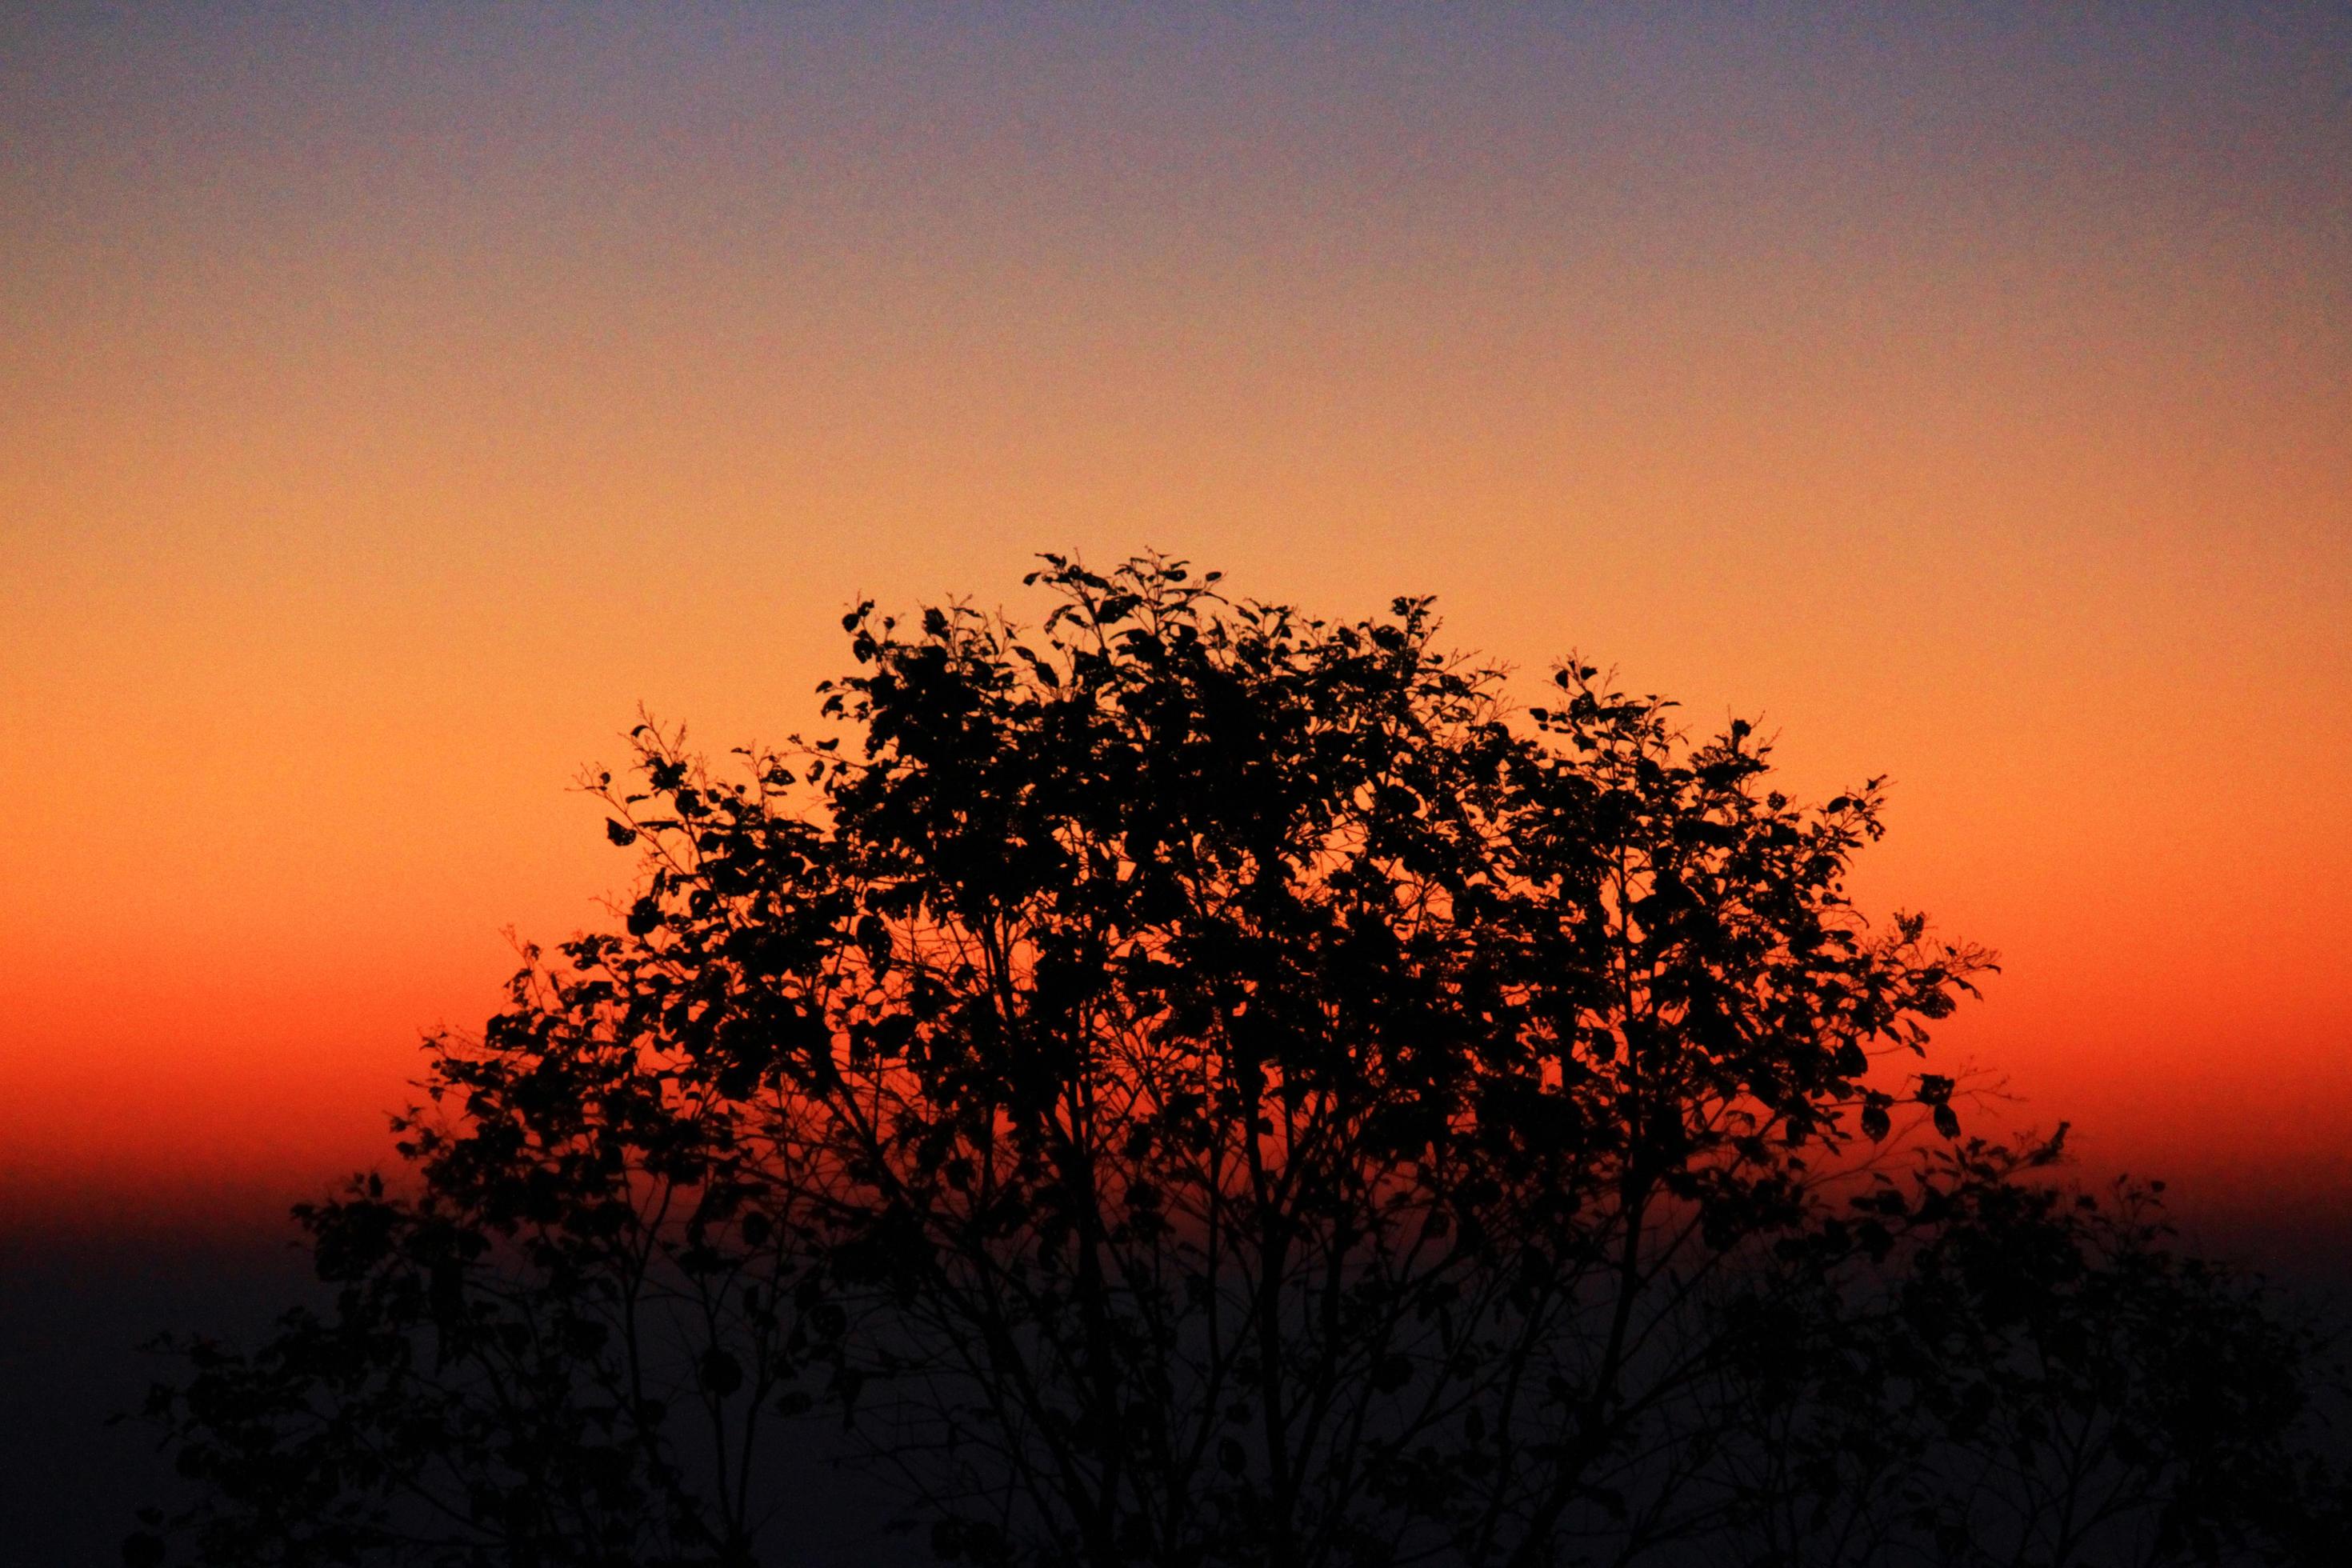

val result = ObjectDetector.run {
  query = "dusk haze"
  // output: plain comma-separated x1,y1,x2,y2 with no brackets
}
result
3,6,2347,1566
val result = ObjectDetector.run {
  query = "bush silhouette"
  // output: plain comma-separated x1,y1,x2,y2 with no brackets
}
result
137,556,2346,1566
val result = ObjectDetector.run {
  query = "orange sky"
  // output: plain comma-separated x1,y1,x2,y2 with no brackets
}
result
3,6,2346,1238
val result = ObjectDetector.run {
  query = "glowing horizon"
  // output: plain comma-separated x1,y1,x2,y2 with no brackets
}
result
3,6,2346,1239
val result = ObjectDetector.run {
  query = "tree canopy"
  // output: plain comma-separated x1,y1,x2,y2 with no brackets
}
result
137,556,2346,1568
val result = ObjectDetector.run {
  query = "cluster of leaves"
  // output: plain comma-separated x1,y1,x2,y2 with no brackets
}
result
136,555,2344,1567
1725,1133,2348,1566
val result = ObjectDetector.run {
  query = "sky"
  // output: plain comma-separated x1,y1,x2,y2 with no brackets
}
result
2,2,2348,1245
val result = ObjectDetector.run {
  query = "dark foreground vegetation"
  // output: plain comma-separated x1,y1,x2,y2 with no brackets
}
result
135,557,2349,1566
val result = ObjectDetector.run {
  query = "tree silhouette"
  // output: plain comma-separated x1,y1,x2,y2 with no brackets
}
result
136,556,2346,1567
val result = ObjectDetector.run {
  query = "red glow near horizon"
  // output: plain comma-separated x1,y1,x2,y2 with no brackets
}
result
2,7,2346,1240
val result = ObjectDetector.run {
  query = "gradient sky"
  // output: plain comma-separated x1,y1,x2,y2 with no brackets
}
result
3,3,2346,1239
